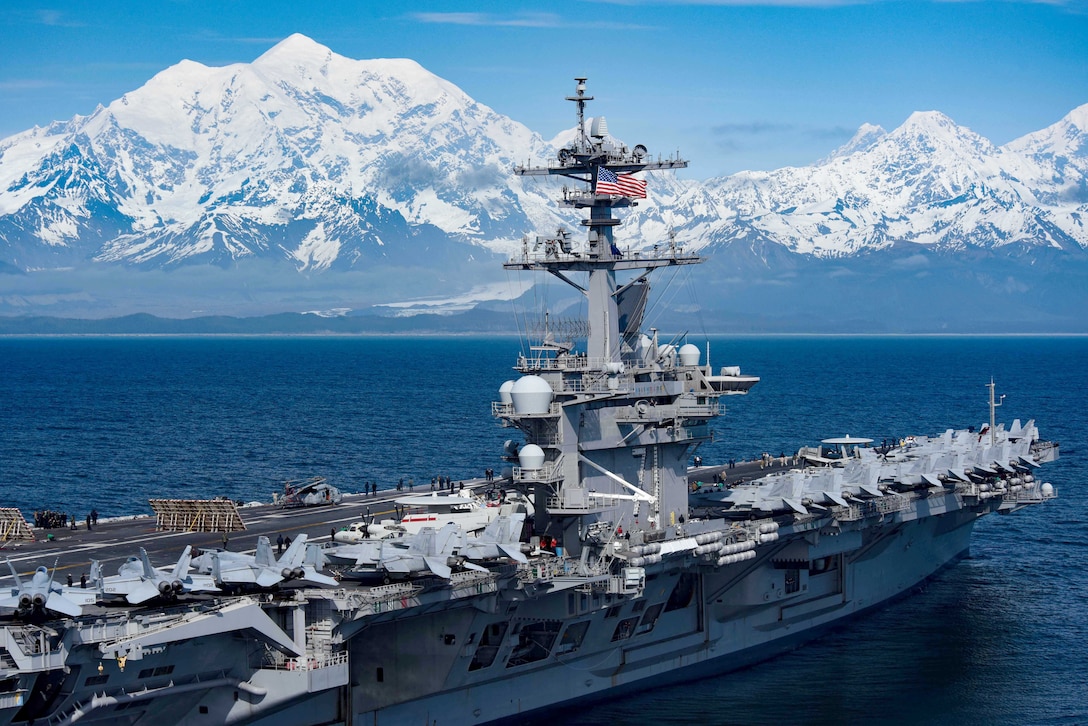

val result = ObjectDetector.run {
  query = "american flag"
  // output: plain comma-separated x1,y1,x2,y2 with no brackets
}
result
595,167,647,198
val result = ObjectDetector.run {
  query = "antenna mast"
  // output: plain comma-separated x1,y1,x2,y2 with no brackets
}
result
987,378,1005,447
566,77,592,150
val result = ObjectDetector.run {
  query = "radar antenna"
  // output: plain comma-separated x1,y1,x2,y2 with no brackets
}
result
987,379,1005,447
566,77,592,152
525,315,589,346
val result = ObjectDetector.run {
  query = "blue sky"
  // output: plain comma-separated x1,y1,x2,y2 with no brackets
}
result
1,0,1086,178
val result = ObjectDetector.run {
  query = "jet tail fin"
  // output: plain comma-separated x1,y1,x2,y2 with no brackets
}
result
139,548,157,579
304,543,325,568
171,545,193,581
6,559,22,590
278,534,309,568
254,536,276,567
478,515,504,542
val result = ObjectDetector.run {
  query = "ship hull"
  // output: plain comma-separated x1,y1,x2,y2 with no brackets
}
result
336,511,976,725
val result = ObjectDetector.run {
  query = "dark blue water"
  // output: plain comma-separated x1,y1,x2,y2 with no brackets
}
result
1,335,1085,723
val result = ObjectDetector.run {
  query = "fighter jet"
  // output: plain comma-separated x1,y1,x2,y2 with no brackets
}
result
456,513,528,564
331,523,505,582
1,561,88,618
92,546,219,605
191,534,337,589
378,524,472,579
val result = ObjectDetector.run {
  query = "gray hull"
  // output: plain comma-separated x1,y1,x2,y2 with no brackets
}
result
343,509,976,725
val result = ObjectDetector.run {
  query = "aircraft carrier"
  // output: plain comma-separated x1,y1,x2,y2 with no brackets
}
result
0,79,1058,725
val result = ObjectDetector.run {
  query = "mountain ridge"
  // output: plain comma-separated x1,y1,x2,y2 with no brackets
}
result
1,34,1086,329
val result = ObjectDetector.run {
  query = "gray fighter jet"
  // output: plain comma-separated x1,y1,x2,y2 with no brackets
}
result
1,561,88,618
191,534,337,589
92,546,219,605
456,513,528,564
330,518,526,582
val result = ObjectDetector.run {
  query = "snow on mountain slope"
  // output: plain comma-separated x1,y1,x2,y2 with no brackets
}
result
691,110,1086,257
0,32,1086,290
0,34,560,270
1002,104,1088,242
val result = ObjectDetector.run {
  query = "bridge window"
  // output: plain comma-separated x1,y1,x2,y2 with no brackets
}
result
556,621,590,655
469,622,509,671
506,621,561,668
611,617,640,642
664,573,696,612
637,603,665,634
138,665,175,679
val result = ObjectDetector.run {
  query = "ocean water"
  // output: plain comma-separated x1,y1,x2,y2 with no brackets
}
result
1,335,1085,724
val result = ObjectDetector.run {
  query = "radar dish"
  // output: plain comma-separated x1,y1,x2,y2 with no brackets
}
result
821,436,874,445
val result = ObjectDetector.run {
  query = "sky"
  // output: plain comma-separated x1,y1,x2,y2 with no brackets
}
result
1,0,1087,179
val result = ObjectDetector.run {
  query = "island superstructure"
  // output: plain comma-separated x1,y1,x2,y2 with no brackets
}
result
0,79,1057,726
500,76,756,554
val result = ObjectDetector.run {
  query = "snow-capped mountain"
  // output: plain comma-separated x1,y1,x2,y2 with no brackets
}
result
0,34,560,273
679,107,1088,258
0,34,1086,326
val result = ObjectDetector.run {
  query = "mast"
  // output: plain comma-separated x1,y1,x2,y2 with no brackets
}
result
496,78,754,551
987,378,1005,447
508,78,693,362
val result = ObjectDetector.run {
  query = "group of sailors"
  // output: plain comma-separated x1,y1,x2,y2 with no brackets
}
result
358,475,471,496
758,452,793,469
33,508,98,530
33,510,70,529
431,476,462,493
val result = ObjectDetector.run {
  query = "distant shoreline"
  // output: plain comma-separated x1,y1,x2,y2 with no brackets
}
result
2,311,1087,337
3,330,1087,339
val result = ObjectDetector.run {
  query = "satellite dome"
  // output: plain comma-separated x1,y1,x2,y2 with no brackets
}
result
679,344,700,367
511,376,553,415
499,380,515,404
519,444,546,470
